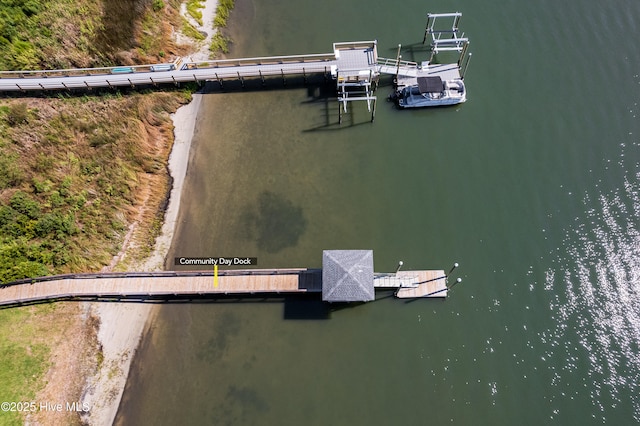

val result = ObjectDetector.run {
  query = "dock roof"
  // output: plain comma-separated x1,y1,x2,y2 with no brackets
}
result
322,250,374,302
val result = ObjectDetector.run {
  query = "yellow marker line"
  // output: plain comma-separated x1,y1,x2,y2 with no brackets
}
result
214,264,218,288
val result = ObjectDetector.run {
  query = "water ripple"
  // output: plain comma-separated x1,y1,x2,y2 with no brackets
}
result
545,171,640,421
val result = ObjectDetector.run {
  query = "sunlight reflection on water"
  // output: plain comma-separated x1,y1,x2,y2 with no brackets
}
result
545,164,640,421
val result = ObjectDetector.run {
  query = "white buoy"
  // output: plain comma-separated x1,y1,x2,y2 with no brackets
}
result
396,261,404,274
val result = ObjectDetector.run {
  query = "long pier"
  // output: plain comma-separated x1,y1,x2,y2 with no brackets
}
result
0,41,381,92
0,12,471,122
0,40,464,92
0,268,447,308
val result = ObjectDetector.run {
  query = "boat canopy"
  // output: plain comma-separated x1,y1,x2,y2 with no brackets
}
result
417,76,444,93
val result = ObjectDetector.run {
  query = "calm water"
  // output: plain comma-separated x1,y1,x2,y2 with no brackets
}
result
116,0,640,424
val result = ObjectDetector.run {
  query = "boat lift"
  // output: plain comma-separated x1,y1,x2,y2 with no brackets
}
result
422,12,472,78
334,68,378,123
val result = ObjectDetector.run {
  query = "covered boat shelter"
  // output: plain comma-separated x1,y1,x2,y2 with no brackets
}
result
322,250,375,302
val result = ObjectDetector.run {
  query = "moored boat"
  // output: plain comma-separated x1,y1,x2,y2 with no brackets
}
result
396,76,466,108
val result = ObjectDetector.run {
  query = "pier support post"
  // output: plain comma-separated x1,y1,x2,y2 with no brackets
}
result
303,67,307,85
281,69,286,86
423,16,431,44
449,277,462,290
259,70,265,87
215,73,223,89
238,71,245,88
461,53,472,79
457,42,469,68
370,98,376,122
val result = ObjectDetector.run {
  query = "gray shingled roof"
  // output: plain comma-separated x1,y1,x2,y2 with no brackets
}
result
322,250,374,302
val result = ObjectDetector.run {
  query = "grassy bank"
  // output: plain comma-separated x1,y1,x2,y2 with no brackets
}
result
0,1,199,424
0,304,100,426
0,0,188,70
0,91,190,282
0,89,190,424
210,0,235,56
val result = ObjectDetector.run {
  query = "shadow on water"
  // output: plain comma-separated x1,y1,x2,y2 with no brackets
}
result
283,295,331,320
239,191,307,254
200,74,331,95
199,76,385,130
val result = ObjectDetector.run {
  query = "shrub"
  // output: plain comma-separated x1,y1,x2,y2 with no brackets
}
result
6,102,28,125
0,152,24,189
9,191,41,219
152,0,165,12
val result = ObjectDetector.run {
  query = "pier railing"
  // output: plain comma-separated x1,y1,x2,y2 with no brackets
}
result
376,57,419,68
184,53,336,70
333,41,377,50
0,64,165,79
0,269,318,288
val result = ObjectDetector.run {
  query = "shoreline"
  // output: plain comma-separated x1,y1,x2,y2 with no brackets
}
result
79,97,203,426
79,93,203,426
77,2,213,423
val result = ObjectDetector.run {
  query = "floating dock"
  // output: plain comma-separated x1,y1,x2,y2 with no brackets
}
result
374,270,448,298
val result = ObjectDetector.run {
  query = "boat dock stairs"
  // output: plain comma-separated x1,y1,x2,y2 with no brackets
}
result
0,251,457,308
0,12,471,121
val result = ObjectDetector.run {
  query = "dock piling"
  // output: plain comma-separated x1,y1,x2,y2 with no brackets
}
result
371,97,376,122
461,52,472,79
449,277,463,289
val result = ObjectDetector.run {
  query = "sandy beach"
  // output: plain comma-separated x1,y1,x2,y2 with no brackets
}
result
79,101,203,426
76,3,213,424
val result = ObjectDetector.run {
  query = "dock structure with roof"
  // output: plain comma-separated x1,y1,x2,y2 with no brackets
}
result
0,250,450,308
0,11,470,121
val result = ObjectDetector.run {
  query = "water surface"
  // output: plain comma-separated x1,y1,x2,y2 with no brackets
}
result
116,0,640,424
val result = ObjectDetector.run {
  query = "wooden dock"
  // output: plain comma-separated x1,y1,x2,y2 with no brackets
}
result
394,270,447,298
374,270,447,298
0,270,323,308
0,268,447,307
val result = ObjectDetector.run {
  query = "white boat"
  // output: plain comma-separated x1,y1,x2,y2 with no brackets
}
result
396,76,466,108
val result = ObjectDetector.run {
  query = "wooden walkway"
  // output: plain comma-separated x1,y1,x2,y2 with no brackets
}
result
0,268,447,307
0,270,323,308
0,42,378,92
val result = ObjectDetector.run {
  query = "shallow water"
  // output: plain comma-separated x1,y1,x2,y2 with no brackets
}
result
116,0,640,424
